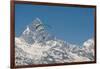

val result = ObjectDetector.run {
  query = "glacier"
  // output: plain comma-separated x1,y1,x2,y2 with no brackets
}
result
15,18,95,65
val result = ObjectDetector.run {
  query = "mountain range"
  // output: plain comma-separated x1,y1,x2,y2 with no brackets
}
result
15,18,94,65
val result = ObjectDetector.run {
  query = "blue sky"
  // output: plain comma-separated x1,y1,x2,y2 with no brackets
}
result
15,4,95,45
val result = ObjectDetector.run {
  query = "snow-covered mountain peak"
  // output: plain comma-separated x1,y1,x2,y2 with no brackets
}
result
28,18,45,32
83,38,94,48
32,18,43,27
35,17,42,23
20,18,52,44
22,18,44,36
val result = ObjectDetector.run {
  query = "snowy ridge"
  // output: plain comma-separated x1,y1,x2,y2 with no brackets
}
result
15,18,95,65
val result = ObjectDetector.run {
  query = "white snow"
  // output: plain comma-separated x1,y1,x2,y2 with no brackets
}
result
22,26,31,35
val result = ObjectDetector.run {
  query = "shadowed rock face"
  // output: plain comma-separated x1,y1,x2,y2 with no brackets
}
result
15,18,94,65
